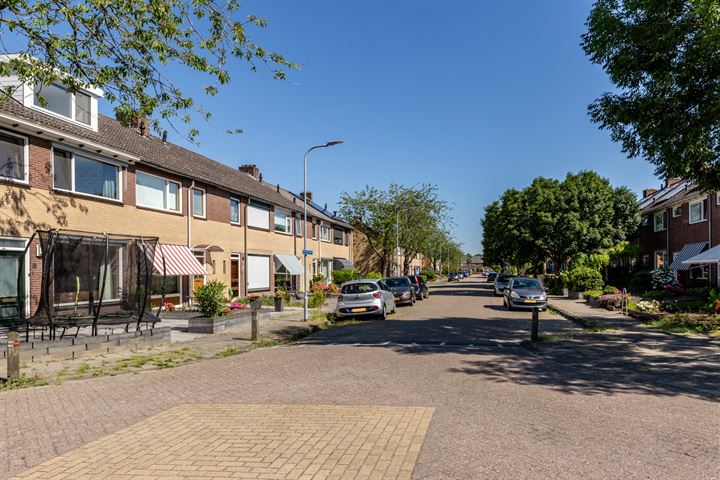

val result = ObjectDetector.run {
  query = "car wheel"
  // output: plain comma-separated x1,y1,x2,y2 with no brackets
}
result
507,302,514,311
378,307,387,320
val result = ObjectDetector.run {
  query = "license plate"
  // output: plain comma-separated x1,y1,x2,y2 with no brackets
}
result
350,308,366,313
525,299,537,304
394,297,401,301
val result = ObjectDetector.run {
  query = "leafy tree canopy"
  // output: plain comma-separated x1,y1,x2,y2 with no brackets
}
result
0,0,298,142
582,0,720,191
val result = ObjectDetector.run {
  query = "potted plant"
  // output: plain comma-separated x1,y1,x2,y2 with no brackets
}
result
274,288,285,312
249,294,261,311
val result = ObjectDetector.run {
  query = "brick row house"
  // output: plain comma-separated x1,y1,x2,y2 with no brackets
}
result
638,178,720,287
0,76,353,325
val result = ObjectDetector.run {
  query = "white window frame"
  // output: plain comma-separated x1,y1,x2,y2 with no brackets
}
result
0,129,29,185
320,223,330,242
230,197,241,225
689,199,707,224
31,82,94,129
295,216,303,237
274,208,292,235
135,171,181,213
653,211,666,232
690,264,709,280
717,193,720,206
191,187,206,218
51,146,122,202
672,206,681,218
0,235,30,317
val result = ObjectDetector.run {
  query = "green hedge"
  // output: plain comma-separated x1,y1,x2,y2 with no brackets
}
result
561,267,603,292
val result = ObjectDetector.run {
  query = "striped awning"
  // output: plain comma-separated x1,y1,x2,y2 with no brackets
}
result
152,244,207,276
683,243,720,266
670,242,708,270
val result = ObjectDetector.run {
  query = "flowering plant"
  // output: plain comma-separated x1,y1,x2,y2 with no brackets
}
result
218,307,231,316
275,287,287,299
162,302,175,312
230,301,246,310
663,283,685,295
636,300,660,313
326,284,339,294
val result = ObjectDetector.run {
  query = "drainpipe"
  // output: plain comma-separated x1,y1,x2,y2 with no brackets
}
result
243,199,248,297
187,180,195,305
709,193,714,287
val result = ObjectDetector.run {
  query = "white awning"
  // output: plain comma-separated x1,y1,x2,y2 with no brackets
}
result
683,244,720,265
275,254,306,276
151,244,207,276
669,242,708,270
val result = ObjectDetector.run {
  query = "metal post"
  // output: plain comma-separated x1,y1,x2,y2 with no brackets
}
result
7,331,20,381
251,309,259,341
303,149,309,322
531,308,539,342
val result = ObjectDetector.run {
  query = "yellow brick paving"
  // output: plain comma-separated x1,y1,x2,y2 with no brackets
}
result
12,405,434,480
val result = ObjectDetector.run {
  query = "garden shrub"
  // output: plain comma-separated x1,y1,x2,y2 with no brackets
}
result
308,288,326,308
643,289,674,300
628,270,652,293
660,299,705,313
194,280,227,318
420,270,436,281
650,268,676,289
332,269,359,285
602,285,620,295
364,271,383,279
561,267,603,292
687,287,711,298
636,300,660,312
596,293,623,308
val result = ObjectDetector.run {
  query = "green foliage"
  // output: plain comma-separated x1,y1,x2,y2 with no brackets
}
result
687,287,711,298
647,314,720,335
602,285,620,295
660,299,705,314
308,288,326,308
420,270,436,280
311,274,325,286
628,270,653,293
561,267,604,292
332,269,359,285
583,0,720,191
583,290,603,300
482,171,639,273
643,289,674,300
194,280,227,318
364,271,384,279
0,1,299,143
650,268,676,289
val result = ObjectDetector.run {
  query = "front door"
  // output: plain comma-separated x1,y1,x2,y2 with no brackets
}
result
0,251,23,324
230,257,240,298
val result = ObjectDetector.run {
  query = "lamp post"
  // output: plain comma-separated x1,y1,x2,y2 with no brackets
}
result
303,140,344,322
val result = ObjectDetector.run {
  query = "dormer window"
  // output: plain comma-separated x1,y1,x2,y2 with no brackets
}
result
33,82,92,126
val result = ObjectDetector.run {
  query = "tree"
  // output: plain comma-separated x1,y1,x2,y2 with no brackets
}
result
582,0,720,191
0,1,297,142
339,183,453,276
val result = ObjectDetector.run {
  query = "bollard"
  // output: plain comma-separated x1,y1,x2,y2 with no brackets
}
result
251,310,259,341
530,308,539,342
7,331,20,381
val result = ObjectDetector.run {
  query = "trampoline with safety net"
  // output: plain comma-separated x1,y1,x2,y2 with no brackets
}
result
19,229,167,340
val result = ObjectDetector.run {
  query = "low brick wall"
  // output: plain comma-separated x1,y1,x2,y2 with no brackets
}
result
2,327,171,363
188,312,258,334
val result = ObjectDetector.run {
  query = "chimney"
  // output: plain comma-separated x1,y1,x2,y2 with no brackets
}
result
665,177,682,188
300,191,313,203
238,164,260,181
643,188,658,198
129,117,151,136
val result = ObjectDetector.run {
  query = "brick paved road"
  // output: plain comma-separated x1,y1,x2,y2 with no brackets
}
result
2,277,719,479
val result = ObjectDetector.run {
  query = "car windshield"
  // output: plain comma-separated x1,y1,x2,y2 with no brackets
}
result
341,283,377,294
497,275,511,282
385,277,411,287
512,279,541,289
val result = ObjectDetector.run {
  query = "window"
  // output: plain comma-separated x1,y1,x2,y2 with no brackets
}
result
642,254,650,268
690,265,709,280
192,188,205,217
333,228,344,245
641,216,649,226
230,197,240,224
247,200,270,229
0,130,28,183
54,241,121,304
321,224,330,241
150,275,180,296
136,172,180,212
274,209,292,234
33,83,92,125
312,221,318,239
689,199,708,224
672,206,681,217
653,211,666,231
654,250,667,269
247,254,270,291
295,217,303,237
53,148,120,200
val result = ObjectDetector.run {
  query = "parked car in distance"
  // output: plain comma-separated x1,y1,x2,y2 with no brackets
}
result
494,274,513,295
502,277,547,310
384,276,416,305
448,272,461,281
336,280,396,320
487,272,497,282
406,275,429,300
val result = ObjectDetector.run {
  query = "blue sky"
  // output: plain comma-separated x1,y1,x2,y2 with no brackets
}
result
116,1,657,253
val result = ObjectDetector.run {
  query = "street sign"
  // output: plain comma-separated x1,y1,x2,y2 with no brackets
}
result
302,249,313,255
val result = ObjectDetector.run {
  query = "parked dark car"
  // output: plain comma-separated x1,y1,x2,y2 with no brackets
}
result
494,274,513,295
406,275,429,300
448,272,461,281
384,276,416,306
502,277,547,310
487,272,497,282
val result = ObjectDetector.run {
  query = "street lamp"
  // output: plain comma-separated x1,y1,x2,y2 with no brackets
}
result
303,140,344,321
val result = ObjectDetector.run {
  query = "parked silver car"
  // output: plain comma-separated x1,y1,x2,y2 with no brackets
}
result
336,280,396,320
502,277,547,310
